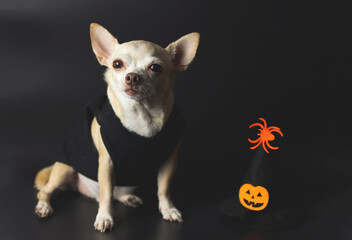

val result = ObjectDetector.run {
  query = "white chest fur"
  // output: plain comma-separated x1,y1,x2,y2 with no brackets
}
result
108,89,165,138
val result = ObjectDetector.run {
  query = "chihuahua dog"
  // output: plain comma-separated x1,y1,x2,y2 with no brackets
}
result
34,23,199,232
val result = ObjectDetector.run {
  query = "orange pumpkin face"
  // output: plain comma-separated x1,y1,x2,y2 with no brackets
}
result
239,183,269,211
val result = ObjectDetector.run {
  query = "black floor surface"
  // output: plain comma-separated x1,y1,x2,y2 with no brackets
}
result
1,131,352,240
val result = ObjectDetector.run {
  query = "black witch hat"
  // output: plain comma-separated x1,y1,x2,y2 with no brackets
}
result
219,118,300,231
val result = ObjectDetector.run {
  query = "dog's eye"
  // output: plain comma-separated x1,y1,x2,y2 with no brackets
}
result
113,60,123,69
150,64,163,73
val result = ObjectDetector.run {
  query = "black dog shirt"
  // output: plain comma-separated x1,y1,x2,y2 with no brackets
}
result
58,95,184,186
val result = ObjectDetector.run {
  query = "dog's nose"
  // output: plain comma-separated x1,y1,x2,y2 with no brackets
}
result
125,73,140,86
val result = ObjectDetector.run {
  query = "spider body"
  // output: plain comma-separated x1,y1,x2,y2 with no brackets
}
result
248,118,283,154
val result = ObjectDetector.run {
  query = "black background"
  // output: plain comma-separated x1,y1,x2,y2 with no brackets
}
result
1,0,352,239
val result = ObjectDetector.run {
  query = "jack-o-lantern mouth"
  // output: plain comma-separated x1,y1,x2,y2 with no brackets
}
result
243,199,264,208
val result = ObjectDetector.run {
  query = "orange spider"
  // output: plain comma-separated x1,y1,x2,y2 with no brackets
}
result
248,118,283,154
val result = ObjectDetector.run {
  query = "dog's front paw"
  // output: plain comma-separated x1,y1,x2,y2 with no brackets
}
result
160,207,183,223
35,200,53,218
94,211,114,233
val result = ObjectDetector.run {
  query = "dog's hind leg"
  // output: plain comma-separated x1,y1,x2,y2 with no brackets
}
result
34,165,53,190
113,186,143,207
35,162,75,218
76,175,143,207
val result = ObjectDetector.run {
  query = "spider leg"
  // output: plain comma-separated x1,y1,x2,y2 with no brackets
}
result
248,137,261,143
266,141,279,150
267,126,280,131
262,140,269,154
249,123,264,129
259,118,267,129
270,128,284,137
250,139,262,150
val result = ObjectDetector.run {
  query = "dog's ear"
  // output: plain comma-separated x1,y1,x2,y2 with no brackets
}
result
90,23,119,66
166,33,200,72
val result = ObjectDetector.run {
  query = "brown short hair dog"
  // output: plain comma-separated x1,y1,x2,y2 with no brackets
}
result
34,23,199,232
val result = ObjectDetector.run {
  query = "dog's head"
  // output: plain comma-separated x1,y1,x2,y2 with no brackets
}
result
90,23,199,102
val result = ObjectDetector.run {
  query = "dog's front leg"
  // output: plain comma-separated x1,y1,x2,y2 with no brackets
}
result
91,117,114,232
157,141,183,222
94,153,114,232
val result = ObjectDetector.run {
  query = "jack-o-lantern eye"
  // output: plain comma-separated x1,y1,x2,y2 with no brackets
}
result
239,183,269,211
